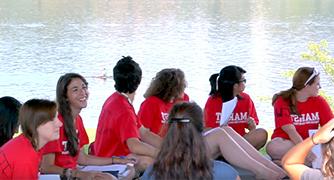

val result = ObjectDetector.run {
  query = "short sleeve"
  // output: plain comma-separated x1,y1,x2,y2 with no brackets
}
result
77,116,89,147
204,97,220,128
317,96,334,126
248,97,259,125
274,97,293,128
119,113,140,145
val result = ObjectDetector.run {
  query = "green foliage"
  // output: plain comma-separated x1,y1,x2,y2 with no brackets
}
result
301,40,334,109
281,70,295,78
257,95,272,103
301,39,334,78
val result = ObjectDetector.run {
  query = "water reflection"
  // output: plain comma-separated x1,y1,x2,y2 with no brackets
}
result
1,0,334,129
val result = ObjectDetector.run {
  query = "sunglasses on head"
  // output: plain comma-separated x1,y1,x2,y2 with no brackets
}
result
304,68,319,86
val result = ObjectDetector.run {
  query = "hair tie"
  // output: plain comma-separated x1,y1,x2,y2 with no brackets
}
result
168,118,190,124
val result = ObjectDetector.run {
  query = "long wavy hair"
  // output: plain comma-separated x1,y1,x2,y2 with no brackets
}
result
151,102,213,180
20,99,57,150
209,65,246,102
321,138,334,177
144,68,186,102
272,67,318,115
0,96,21,146
56,73,88,156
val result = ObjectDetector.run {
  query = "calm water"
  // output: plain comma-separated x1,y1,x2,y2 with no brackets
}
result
1,0,334,129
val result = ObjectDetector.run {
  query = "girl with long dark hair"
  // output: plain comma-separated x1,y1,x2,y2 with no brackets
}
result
204,65,267,150
41,73,134,180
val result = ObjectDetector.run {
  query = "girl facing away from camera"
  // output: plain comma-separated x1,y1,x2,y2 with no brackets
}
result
143,102,287,180
141,102,239,180
0,99,62,179
138,68,189,137
266,67,334,166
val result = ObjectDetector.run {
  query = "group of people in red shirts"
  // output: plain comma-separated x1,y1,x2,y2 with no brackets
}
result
0,55,332,179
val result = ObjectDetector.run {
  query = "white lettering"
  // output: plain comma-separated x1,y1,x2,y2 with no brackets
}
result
161,112,169,124
61,141,69,155
292,112,320,125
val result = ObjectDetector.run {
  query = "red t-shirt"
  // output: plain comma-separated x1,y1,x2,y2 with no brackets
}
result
0,134,41,179
42,114,89,169
271,96,334,140
204,92,259,136
92,92,140,157
138,93,190,136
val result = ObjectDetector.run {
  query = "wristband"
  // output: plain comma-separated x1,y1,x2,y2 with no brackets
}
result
311,134,318,145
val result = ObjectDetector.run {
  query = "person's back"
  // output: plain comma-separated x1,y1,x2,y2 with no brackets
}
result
142,102,239,180
0,96,21,147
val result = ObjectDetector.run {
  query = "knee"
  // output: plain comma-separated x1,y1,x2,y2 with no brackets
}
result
256,128,268,142
266,140,278,158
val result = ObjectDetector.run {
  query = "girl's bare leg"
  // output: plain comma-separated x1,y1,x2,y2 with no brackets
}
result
222,126,286,176
204,127,285,180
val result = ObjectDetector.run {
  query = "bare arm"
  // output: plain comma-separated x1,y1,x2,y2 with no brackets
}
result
282,119,334,180
77,149,135,166
139,126,162,148
127,137,158,158
40,153,63,174
281,137,314,180
281,124,303,145
41,153,117,179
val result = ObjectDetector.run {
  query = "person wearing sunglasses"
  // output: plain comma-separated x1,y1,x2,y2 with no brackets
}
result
266,67,334,166
204,65,268,150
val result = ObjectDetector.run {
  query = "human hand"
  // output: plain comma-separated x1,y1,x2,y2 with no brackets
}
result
313,119,334,145
247,117,256,130
125,154,138,164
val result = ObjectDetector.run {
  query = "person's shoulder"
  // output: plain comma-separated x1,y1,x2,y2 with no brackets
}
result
240,92,251,98
146,96,164,103
204,95,221,108
0,135,32,157
310,95,327,104
273,95,287,106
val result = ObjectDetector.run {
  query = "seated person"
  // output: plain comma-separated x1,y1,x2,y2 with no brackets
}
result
92,56,161,172
0,99,62,179
141,102,240,180
204,65,267,150
266,67,333,166
138,68,189,136
41,73,134,180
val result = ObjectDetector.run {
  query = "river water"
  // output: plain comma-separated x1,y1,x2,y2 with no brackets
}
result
1,0,334,129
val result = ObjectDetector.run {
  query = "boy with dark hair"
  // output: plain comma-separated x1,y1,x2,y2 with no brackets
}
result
92,56,161,172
